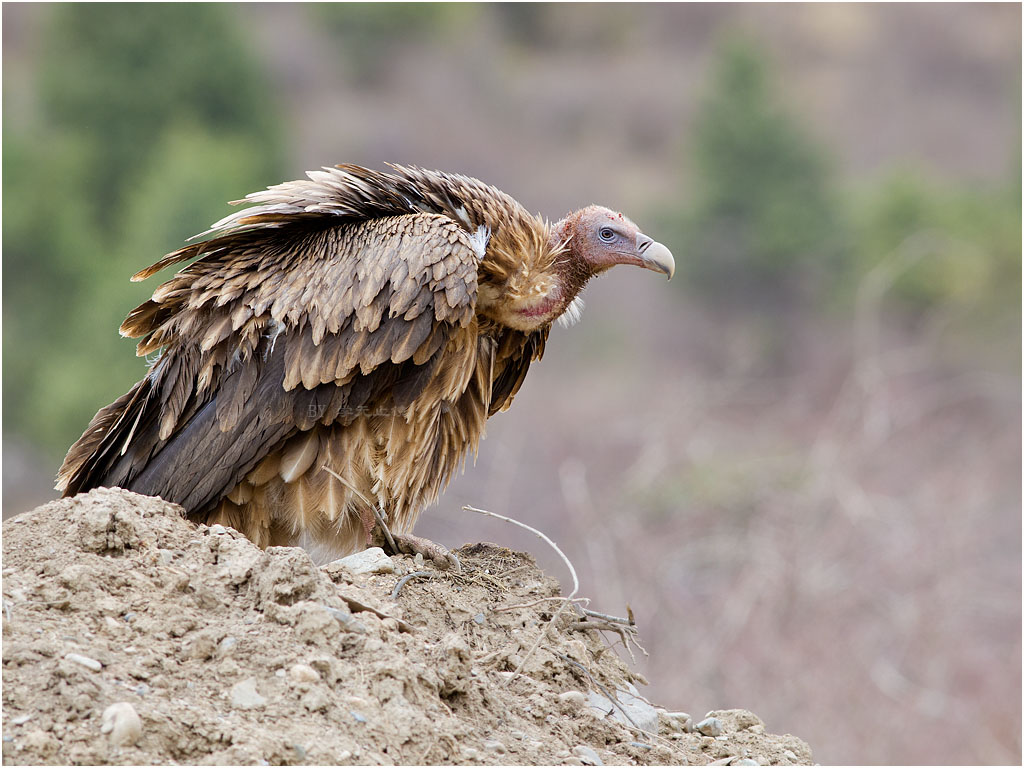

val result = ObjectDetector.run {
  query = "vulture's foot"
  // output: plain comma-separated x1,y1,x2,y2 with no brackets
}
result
360,505,461,572
387,532,462,573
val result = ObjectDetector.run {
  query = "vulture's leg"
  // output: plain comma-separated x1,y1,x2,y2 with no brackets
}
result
358,505,460,572
387,532,462,573
354,505,460,571
357,506,377,547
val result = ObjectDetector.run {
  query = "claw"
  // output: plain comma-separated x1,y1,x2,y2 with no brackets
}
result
364,503,460,572
391,533,462,573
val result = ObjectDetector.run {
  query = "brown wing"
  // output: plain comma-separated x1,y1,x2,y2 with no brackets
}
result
57,212,481,517
487,327,548,416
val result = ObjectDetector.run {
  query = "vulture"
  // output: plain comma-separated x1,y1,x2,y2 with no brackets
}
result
57,164,674,565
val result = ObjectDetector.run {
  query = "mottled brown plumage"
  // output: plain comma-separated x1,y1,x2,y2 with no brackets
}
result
57,164,674,563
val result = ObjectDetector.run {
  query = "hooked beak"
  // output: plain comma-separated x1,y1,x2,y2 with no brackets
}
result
635,233,675,280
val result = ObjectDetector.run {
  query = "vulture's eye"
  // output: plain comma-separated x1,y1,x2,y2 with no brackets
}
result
598,227,616,243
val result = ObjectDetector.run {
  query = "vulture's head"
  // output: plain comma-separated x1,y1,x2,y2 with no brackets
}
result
558,205,675,280
481,204,674,332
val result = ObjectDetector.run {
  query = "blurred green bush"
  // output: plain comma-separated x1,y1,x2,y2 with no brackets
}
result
672,37,1020,341
3,4,284,465
313,3,469,85
679,39,849,309
848,170,1021,318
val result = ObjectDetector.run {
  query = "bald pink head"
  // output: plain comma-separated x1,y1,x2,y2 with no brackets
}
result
554,205,675,280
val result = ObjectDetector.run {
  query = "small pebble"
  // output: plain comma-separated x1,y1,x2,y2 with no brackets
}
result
472,613,485,625
558,690,587,712
510,730,525,740
735,760,760,766
628,742,652,750
484,740,506,754
229,678,266,709
101,702,142,746
462,747,479,760
301,688,330,713
321,604,367,633
555,750,571,758
288,663,321,683
65,653,102,671
217,637,238,658
184,634,218,661
573,745,604,765
275,669,286,678
351,711,367,723
696,717,724,737
332,548,395,575
562,759,584,766
11,716,31,726
660,711,693,733
208,524,228,535
782,750,797,761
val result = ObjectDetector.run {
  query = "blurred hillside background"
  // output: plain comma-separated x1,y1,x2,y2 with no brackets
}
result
2,3,1020,764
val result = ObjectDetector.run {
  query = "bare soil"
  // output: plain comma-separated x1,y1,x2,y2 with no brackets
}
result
2,489,812,765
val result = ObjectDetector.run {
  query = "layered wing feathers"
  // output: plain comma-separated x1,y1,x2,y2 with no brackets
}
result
59,211,482,505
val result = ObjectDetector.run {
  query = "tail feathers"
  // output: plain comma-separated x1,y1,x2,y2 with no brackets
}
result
55,377,154,497
198,428,369,560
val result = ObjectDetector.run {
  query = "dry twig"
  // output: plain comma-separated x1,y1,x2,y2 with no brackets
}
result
391,571,433,600
581,607,634,625
465,505,579,683
492,595,591,613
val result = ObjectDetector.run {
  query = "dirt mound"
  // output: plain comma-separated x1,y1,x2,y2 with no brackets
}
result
2,489,812,765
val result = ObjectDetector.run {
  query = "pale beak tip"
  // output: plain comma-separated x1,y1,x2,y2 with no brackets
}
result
643,240,675,280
